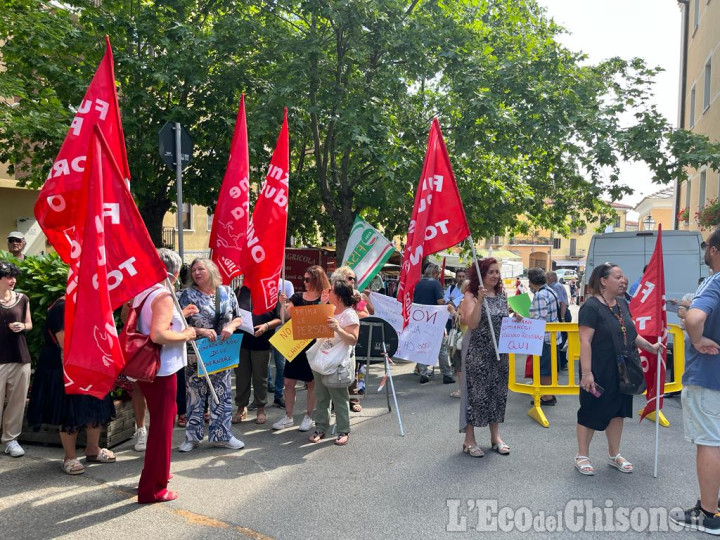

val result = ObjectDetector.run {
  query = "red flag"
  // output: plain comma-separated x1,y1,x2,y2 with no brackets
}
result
397,118,470,328
439,256,447,284
210,94,250,284
63,127,125,398
629,225,667,421
240,109,289,314
35,37,130,263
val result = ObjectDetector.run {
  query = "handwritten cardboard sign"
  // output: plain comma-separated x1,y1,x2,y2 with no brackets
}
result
497,317,546,357
269,320,312,362
291,304,335,340
369,292,449,365
196,334,243,376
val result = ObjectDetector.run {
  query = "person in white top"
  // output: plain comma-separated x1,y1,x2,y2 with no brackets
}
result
134,249,197,504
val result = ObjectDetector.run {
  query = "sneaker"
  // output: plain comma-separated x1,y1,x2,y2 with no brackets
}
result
213,436,245,450
178,440,198,453
420,374,431,384
4,440,25,458
670,502,720,534
134,427,148,452
272,416,294,430
443,375,456,384
273,397,286,409
298,415,314,432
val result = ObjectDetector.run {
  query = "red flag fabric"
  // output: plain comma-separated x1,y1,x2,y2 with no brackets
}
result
210,94,250,284
63,127,126,398
397,118,470,328
35,37,130,263
240,109,289,315
629,225,667,421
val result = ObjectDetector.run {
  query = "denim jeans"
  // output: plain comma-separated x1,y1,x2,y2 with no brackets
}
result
267,347,285,399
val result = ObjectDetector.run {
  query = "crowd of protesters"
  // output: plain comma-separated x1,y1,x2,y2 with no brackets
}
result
3,227,720,531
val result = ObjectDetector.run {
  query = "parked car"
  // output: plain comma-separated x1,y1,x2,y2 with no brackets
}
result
555,269,578,281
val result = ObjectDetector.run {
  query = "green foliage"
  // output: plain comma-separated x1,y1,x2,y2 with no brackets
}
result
696,199,720,230
0,251,68,360
2,0,720,255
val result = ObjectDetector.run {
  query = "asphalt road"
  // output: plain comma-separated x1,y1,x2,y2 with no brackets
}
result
0,354,702,539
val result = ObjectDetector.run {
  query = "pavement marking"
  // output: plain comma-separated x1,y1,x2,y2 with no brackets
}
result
173,509,272,539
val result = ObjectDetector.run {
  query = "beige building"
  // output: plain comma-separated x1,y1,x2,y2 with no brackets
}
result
161,203,213,262
0,163,47,256
675,0,720,235
633,187,675,231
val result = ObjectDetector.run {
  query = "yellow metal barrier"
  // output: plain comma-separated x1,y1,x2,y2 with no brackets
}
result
507,323,685,428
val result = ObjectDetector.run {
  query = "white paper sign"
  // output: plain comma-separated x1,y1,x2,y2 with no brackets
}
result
237,308,256,335
497,317,546,356
369,292,450,365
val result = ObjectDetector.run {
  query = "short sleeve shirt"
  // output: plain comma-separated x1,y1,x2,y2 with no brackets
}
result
683,273,720,391
178,285,241,331
413,278,443,306
549,282,568,305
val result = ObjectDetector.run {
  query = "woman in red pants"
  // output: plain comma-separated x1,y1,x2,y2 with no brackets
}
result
133,248,197,503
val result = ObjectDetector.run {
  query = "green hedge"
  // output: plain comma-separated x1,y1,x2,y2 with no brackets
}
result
0,251,68,360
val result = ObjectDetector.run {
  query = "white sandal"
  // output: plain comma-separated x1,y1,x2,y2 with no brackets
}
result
608,453,633,473
574,455,595,476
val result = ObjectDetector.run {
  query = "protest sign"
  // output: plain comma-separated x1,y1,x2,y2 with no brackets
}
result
508,293,531,318
497,317,546,357
369,292,449,365
197,334,243,376
269,320,312,362
237,308,256,335
291,304,335,339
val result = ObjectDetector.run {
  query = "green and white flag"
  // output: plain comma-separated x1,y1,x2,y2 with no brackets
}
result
342,216,395,292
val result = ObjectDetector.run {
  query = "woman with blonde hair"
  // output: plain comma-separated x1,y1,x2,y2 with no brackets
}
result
177,258,244,452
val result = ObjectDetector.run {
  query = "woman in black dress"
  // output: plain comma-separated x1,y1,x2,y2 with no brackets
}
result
272,265,330,432
27,296,116,474
575,263,663,476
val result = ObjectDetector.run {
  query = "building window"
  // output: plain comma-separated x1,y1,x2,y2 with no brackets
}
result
207,213,213,232
686,179,692,208
553,238,561,249
181,203,192,230
690,85,696,127
704,59,712,111
700,170,707,210
694,0,700,31
570,239,577,257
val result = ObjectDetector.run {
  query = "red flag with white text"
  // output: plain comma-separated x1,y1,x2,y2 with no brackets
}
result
629,225,667,421
397,118,470,328
240,109,289,314
63,127,126,398
210,95,250,284
35,37,130,263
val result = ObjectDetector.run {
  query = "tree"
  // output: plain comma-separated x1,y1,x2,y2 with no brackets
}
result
2,0,720,256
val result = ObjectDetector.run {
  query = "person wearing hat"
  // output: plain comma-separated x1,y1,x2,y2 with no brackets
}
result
6,232,26,261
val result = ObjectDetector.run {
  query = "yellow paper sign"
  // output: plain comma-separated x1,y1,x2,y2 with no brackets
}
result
269,320,312,362
291,304,335,340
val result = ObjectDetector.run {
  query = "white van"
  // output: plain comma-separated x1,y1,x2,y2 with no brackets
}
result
583,230,709,326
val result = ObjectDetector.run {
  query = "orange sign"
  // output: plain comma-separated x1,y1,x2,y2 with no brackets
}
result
291,304,335,340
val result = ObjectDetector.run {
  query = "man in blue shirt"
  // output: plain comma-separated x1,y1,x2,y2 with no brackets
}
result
413,263,453,384
546,271,569,370
671,228,720,534
528,268,560,406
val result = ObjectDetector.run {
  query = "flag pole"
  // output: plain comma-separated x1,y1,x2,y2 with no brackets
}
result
653,336,662,478
280,254,287,324
164,277,220,405
468,235,501,362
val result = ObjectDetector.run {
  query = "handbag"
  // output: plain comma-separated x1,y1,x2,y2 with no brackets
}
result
321,361,355,389
598,297,647,396
120,291,162,382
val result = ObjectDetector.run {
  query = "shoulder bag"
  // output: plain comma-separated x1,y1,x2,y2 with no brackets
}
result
120,291,162,382
598,298,646,395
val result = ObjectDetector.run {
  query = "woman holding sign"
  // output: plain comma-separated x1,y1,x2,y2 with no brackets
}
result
307,281,360,446
178,258,244,453
459,258,510,458
273,265,330,432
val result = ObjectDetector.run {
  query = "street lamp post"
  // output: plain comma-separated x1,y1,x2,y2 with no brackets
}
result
643,214,656,231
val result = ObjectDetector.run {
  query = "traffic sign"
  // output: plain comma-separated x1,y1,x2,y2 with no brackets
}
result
158,122,193,171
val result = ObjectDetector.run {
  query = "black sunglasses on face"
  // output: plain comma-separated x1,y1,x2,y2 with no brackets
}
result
8,239,22,243
347,276,356,281
303,277,311,282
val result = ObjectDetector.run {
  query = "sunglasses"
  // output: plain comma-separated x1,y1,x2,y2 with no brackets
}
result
701,241,717,250
303,277,311,283
8,238,23,243
347,276,356,281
